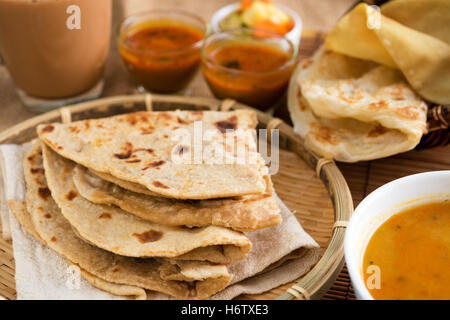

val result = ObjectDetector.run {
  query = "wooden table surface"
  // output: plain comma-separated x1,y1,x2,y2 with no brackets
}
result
0,0,449,300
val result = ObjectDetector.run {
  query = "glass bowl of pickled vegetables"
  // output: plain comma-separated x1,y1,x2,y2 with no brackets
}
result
211,0,302,47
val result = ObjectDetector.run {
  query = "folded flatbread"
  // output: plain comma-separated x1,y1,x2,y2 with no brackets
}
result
72,164,281,232
38,110,268,199
288,48,427,162
8,200,147,300
41,144,252,263
22,143,231,299
325,1,450,105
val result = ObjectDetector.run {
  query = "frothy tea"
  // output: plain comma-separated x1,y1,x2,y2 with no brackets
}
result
0,0,111,99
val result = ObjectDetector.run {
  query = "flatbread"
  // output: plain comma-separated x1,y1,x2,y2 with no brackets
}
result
72,164,281,232
325,2,450,105
288,48,427,162
23,143,231,299
41,143,252,263
90,169,160,196
8,200,147,300
78,268,147,300
38,110,268,199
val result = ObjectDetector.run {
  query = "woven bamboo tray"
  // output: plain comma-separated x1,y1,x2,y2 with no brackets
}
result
0,93,353,300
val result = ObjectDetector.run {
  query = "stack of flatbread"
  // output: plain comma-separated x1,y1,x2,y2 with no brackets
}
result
289,48,428,162
288,1,439,163
16,109,283,299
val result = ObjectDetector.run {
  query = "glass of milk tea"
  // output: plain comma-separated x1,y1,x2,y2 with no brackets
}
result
0,0,111,113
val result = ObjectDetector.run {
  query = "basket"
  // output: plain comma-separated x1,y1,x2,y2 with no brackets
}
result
0,93,353,300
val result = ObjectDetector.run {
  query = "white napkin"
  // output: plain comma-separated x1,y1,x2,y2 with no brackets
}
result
0,145,29,240
0,144,320,300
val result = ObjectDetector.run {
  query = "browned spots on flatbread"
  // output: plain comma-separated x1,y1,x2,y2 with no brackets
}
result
114,142,133,159
69,126,80,134
27,155,35,162
115,145,155,163
215,115,238,133
57,146,63,150
144,160,166,170
44,139,62,151
44,214,52,219
125,159,141,163
41,124,54,133
89,138,105,147
112,267,120,272
159,112,173,121
396,106,419,120
38,187,51,200
174,145,189,155
391,84,407,101
50,236,57,242
99,212,112,219
65,190,77,201
140,126,155,135
369,100,388,110
368,125,389,138
125,112,151,126
134,148,154,154
149,160,166,168
301,57,313,69
152,181,170,189
84,120,91,130
132,230,163,243
163,134,169,138
126,114,138,126
310,123,340,145
31,168,45,175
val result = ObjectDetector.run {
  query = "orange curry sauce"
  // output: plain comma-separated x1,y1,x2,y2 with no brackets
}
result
202,43,293,110
119,21,204,93
363,201,450,300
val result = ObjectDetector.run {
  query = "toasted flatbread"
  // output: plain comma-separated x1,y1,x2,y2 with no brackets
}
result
8,199,147,300
23,143,231,299
72,164,281,232
38,110,267,199
288,48,427,162
41,143,252,263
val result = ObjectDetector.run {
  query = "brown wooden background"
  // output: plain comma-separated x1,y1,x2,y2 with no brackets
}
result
0,0,448,300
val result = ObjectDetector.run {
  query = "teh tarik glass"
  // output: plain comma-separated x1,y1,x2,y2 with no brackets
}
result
0,0,111,113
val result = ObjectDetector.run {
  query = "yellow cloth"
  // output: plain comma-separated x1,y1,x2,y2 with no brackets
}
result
325,0,450,105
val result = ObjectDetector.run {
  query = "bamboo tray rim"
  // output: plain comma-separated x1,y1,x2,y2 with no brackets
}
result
0,93,353,300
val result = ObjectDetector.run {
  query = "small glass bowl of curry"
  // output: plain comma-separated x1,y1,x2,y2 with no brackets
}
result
201,28,297,110
118,10,206,94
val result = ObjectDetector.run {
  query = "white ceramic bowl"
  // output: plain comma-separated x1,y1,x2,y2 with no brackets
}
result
210,2,302,48
344,171,450,300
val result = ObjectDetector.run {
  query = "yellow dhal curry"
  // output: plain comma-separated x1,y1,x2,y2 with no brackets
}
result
363,201,450,300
